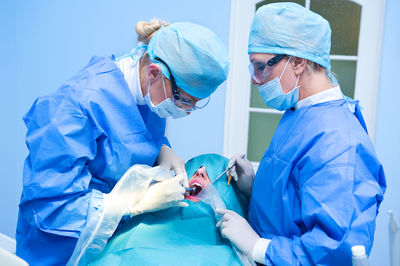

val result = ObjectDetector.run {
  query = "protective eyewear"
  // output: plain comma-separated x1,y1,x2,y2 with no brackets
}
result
248,54,286,83
154,57,210,111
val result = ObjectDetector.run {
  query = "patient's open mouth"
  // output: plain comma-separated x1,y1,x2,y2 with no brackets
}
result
189,182,203,196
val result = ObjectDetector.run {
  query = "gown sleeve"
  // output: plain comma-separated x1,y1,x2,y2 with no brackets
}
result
20,95,102,239
264,133,385,265
162,136,171,147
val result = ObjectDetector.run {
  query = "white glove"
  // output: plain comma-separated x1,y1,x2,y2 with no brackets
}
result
129,173,188,216
227,154,255,197
216,208,260,256
156,145,188,186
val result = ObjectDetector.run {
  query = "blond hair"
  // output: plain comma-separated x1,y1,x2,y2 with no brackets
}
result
135,19,169,45
306,59,338,85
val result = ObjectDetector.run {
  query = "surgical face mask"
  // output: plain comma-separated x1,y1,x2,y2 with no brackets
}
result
144,76,188,119
257,56,300,111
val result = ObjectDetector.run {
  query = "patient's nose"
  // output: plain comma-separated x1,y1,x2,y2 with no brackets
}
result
196,167,207,178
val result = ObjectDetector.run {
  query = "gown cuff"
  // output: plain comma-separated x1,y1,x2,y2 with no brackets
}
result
251,237,271,264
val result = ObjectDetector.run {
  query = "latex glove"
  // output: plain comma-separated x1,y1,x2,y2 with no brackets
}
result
129,173,188,216
227,154,255,197
156,145,188,186
216,208,260,256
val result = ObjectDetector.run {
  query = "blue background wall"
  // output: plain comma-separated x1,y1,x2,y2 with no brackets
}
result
1,0,398,265
0,0,18,241
370,0,400,265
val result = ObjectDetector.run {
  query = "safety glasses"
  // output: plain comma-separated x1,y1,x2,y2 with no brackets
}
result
154,57,210,111
248,54,286,83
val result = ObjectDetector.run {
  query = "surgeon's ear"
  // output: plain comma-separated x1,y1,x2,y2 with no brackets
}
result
293,57,307,76
147,63,162,82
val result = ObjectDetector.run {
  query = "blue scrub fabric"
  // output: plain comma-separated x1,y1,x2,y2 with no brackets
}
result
87,154,247,266
248,100,386,265
16,56,169,266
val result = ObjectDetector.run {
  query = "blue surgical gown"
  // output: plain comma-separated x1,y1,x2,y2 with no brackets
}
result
16,56,169,266
248,100,386,265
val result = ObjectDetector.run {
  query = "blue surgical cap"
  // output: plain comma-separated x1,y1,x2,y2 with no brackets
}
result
248,2,332,70
146,22,230,99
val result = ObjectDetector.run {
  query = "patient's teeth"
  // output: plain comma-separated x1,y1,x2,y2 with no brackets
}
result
192,182,203,188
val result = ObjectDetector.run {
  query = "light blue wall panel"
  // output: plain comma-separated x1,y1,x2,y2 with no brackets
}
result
370,0,400,265
0,0,18,239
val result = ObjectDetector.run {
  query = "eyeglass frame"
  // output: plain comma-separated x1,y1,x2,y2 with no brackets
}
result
154,57,210,111
248,54,286,83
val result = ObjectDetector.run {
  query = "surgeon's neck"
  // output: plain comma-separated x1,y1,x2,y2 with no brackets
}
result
298,70,333,101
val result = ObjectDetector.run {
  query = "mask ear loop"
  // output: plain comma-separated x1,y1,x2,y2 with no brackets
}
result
292,56,301,90
161,75,168,100
294,74,301,88
147,79,155,105
147,74,168,106
280,56,301,95
279,56,292,80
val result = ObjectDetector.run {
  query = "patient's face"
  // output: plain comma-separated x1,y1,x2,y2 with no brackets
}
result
185,166,211,203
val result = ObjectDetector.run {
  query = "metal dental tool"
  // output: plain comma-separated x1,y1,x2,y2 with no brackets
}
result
185,187,196,194
212,154,246,185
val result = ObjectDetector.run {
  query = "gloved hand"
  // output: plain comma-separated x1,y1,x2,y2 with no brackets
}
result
216,208,260,256
129,173,188,216
71,165,187,264
156,145,188,186
227,154,255,197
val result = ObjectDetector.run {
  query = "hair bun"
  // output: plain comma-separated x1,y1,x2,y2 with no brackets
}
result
136,19,169,44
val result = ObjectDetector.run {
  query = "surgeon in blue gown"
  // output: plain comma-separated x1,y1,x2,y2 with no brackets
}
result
217,3,386,265
16,19,229,265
